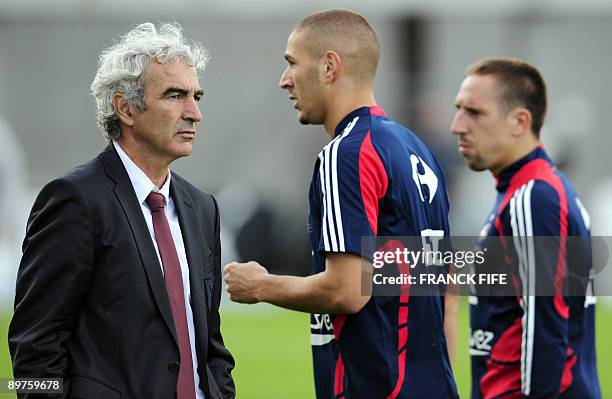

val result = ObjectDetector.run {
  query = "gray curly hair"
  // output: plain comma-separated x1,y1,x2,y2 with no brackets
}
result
91,22,209,139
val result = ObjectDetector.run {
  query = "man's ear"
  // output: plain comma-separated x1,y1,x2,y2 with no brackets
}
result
510,107,533,137
322,50,342,84
112,93,135,127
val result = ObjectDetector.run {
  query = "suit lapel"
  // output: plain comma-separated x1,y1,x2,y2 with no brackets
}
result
98,145,178,345
171,179,211,360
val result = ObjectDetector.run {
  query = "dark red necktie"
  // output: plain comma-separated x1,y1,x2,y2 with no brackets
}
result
146,192,196,399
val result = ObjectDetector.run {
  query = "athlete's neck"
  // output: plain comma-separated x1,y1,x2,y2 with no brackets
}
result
324,89,377,139
492,140,542,176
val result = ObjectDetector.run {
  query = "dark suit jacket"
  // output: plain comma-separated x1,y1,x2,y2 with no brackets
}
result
8,145,235,399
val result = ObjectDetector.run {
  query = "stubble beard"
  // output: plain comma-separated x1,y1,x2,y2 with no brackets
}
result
465,155,489,172
298,69,326,126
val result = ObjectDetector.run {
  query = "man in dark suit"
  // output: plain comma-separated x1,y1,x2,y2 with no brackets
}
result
8,22,235,399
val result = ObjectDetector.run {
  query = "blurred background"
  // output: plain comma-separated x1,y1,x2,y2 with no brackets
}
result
0,0,611,397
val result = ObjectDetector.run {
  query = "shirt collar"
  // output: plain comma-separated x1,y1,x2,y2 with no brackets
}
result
112,140,172,205
334,105,387,138
495,145,552,192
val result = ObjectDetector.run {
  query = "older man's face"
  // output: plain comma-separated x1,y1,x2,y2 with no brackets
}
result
130,59,203,165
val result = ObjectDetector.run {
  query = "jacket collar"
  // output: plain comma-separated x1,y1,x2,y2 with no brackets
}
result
495,145,553,192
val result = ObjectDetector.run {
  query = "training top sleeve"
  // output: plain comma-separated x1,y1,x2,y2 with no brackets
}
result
508,179,570,398
315,130,388,258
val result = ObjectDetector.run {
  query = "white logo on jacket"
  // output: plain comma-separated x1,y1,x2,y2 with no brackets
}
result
410,154,438,204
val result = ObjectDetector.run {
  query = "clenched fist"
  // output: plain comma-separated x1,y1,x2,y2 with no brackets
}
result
224,261,269,304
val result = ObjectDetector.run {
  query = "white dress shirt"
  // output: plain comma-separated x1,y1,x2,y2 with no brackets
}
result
113,141,204,399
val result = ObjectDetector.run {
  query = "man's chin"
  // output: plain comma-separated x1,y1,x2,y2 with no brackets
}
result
172,142,193,158
298,111,324,126
298,112,311,125
465,158,488,172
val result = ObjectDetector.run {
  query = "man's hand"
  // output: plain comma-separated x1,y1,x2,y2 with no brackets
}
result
224,254,369,314
224,261,269,304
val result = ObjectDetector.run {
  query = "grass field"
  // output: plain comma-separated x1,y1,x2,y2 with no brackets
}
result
0,300,610,398
0,312,13,399
220,300,612,398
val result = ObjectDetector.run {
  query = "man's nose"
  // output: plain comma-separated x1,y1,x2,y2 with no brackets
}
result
450,112,465,135
279,68,292,89
184,97,202,124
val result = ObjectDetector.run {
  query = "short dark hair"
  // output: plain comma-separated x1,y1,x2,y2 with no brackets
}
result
467,57,547,137
295,9,379,82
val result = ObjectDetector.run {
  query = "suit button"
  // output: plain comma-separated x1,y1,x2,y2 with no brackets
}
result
168,361,180,373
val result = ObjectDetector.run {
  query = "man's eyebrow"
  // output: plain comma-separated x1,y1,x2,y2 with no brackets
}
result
162,87,189,97
455,101,484,114
465,105,485,114
162,87,204,98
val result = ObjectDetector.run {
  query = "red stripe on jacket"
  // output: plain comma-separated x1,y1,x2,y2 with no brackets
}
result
358,131,388,235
